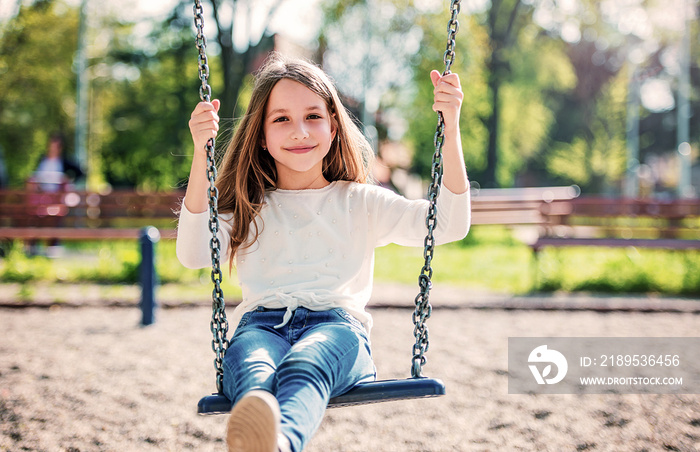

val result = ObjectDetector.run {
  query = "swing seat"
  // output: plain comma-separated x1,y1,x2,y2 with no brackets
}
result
197,377,446,415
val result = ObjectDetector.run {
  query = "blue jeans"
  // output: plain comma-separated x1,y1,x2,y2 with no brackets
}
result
223,306,376,452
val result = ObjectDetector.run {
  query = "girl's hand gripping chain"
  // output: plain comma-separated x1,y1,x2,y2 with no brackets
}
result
429,70,468,194
430,70,463,132
189,99,221,156
184,99,221,214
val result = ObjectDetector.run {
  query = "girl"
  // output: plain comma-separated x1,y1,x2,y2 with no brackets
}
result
177,53,470,452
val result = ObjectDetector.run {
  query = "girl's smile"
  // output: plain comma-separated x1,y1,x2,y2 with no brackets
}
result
262,79,337,190
285,145,316,154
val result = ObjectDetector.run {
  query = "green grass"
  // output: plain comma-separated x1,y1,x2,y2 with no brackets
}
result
375,225,700,296
536,246,700,295
0,240,244,299
1,226,699,296
374,244,533,293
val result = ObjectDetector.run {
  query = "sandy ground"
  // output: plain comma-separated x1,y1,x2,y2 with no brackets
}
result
1,289,699,451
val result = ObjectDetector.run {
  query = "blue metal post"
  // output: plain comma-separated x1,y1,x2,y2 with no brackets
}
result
140,226,160,326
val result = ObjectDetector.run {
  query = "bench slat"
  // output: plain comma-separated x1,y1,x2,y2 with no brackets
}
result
0,227,177,240
534,196,700,253
533,237,700,252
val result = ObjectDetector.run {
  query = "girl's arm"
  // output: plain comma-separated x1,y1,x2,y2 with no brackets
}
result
184,99,221,213
177,99,233,269
430,70,468,195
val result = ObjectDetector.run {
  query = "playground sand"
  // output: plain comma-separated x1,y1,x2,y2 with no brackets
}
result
1,296,699,451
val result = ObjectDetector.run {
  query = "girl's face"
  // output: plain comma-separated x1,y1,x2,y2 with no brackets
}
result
262,78,337,190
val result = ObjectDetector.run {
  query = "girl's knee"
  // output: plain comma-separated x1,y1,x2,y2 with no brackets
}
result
223,346,281,402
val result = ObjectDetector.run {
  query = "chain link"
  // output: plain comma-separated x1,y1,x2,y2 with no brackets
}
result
193,0,229,395
412,0,461,379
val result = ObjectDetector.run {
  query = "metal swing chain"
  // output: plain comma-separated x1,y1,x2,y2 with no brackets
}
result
194,0,229,395
193,0,458,385
412,0,461,379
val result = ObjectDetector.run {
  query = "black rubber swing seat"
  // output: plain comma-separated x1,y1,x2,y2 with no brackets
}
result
197,377,446,415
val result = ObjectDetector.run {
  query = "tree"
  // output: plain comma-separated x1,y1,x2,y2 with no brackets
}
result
208,0,285,117
532,0,637,192
405,2,575,188
97,2,203,190
546,72,628,189
318,0,494,185
404,8,490,181
481,0,530,187
495,23,576,187
319,0,422,121
533,0,698,194
0,0,79,187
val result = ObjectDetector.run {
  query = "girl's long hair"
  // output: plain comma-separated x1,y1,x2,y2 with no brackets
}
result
216,53,374,263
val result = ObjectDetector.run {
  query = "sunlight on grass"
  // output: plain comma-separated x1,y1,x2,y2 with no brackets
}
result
374,243,533,294
537,247,700,295
1,226,699,296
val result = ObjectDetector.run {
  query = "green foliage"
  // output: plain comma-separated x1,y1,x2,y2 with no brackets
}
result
681,253,700,295
98,9,202,190
497,28,576,186
536,247,700,295
1,0,696,194
405,10,491,179
0,239,240,287
546,71,628,191
404,2,578,188
320,0,429,124
0,0,80,186
0,240,139,283
0,243,56,282
0,1,213,191
457,224,522,247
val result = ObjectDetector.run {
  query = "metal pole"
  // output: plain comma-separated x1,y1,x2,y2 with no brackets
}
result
676,0,693,198
625,64,640,198
140,227,160,326
362,0,378,154
74,0,89,186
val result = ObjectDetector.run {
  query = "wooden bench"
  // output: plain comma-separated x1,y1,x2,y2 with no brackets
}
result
0,189,182,241
1,189,187,324
1,184,582,239
470,185,580,225
533,197,700,253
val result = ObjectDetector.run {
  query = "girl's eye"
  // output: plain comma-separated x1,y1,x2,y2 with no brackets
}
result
307,114,322,120
272,116,288,123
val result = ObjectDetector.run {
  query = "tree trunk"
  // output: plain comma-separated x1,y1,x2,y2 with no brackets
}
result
219,44,248,117
484,73,500,187
482,0,521,188
210,0,280,118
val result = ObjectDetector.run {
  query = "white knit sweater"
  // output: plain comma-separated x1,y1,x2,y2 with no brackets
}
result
176,180,471,335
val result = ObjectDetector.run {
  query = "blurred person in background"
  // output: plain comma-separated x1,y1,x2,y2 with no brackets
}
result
27,132,83,192
25,132,84,257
